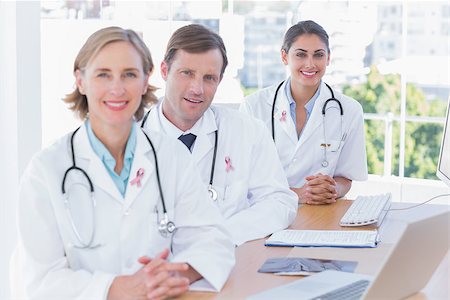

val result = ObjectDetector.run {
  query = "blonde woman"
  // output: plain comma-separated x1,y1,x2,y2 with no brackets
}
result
11,26,234,300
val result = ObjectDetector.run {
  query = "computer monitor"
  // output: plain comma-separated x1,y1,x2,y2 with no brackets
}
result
437,98,450,187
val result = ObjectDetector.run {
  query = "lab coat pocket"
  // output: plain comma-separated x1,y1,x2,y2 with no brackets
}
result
222,180,248,217
315,139,345,173
65,242,103,272
209,184,226,210
327,139,345,152
317,138,345,153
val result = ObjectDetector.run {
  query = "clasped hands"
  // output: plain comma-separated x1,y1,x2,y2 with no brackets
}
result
108,248,196,300
291,173,337,205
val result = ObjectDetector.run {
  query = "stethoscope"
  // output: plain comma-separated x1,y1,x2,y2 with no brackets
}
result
61,126,176,249
271,81,344,168
141,110,219,201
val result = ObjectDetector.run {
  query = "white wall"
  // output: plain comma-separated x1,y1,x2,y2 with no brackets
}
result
0,2,41,299
0,3,18,299
348,175,450,204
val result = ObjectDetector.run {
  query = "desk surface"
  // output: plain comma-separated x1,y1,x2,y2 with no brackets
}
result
179,200,449,300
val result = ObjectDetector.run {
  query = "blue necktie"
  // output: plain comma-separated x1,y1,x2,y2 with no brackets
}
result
178,133,197,152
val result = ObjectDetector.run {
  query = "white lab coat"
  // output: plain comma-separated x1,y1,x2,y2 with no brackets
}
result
143,103,298,246
241,80,368,188
11,123,235,299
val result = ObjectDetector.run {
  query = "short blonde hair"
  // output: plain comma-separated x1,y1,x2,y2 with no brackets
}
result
63,26,157,121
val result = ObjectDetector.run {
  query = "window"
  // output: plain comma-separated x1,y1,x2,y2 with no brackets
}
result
40,0,449,180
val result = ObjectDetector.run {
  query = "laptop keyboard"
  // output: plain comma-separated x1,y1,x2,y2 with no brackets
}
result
310,279,370,300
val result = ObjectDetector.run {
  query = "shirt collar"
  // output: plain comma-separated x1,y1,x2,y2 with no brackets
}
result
285,77,296,107
285,77,321,117
85,120,136,165
158,100,209,137
124,123,136,160
306,86,320,116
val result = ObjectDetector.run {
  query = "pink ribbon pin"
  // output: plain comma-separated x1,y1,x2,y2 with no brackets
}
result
130,168,145,188
225,156,234,172
280,110,287,122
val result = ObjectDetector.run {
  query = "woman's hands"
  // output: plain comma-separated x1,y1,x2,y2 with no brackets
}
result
107,249,191,300
291,174,352,205
291,173,337,205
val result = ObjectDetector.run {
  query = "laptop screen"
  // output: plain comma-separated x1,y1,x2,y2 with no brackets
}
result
437,99,450,187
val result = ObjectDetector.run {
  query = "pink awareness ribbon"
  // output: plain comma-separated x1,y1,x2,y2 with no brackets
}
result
225,156,234,172
130,168,145,188
280,110,287,122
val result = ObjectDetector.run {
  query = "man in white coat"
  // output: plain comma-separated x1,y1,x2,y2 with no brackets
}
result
141,24,298,246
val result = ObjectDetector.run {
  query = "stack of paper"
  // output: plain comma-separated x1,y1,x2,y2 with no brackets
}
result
265,230,379,248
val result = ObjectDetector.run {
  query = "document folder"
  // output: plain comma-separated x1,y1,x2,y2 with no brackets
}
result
265,230,379,248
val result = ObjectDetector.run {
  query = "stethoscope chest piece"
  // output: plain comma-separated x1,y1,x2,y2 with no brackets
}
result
208,185,218,201
167,221,176,233
158,213,176,237
321,160,329,168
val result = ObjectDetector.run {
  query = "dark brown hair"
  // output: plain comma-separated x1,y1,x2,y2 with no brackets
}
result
282,20,330,54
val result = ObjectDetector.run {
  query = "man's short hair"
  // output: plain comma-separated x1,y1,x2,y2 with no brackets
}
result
164,24,228,78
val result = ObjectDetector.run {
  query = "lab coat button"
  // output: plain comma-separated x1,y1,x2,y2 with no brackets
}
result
124,209,130,216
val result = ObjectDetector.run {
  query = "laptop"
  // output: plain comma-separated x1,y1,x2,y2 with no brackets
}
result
247,209,450,300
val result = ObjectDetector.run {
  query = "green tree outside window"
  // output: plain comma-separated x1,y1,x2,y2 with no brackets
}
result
343,66,446,179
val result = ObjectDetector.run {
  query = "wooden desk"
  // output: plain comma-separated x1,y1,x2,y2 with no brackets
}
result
179,200,449,300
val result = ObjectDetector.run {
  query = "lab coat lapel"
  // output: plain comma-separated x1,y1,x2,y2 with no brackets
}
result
75,124,123,202
297,82,330,147
268,81,297,145
143,105,162,134
124,129,155,208
191,109,216,164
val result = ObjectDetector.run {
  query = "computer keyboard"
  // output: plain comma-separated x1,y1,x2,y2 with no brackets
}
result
340,193,392,227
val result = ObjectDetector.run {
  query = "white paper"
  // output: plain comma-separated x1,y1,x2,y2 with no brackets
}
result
265,230,379,248
275,271,313,276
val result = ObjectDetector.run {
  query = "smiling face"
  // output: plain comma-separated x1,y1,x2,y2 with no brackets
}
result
75,41,149,131
282,33,330,90
161,49,223,132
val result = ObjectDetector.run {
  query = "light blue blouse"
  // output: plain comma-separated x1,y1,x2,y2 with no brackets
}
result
284,77,320,139
85,120,136,197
